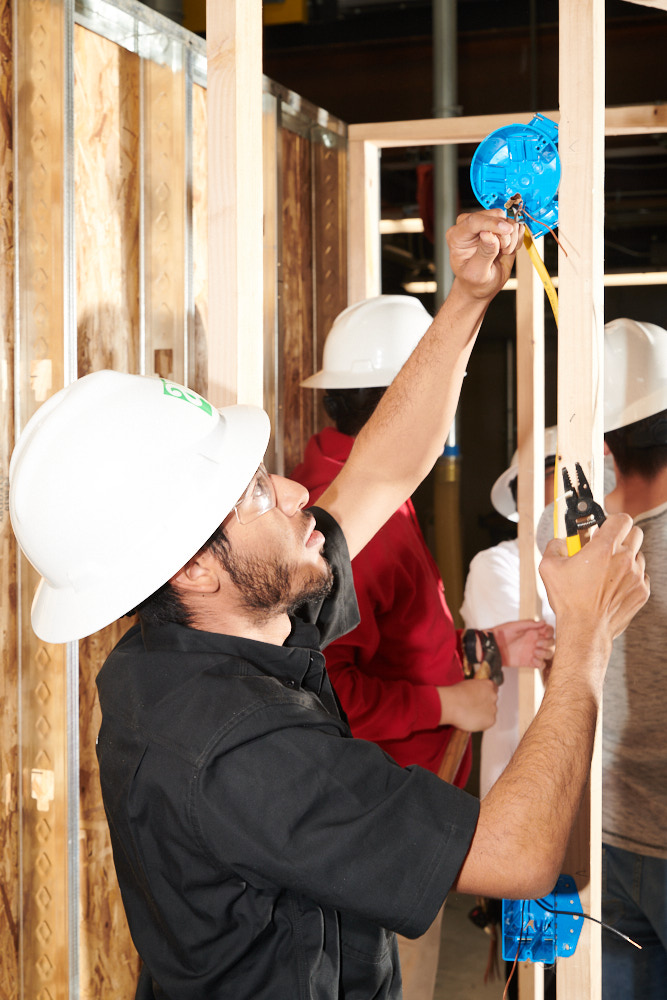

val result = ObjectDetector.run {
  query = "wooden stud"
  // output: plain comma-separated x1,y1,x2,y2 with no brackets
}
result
206,0,263,408
516,237,547,1000
347,104,667,148
556,2,606,997
347,138,380,303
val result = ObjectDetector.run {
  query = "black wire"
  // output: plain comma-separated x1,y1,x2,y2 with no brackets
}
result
533,897,642,950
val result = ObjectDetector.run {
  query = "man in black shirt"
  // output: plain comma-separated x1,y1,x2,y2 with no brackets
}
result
10,210,649,999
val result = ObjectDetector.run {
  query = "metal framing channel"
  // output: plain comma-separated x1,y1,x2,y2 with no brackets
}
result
64,1,81,993
184,46,193,389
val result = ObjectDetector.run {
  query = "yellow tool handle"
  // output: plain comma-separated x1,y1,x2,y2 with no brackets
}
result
437,728,470,784
566,534,582,557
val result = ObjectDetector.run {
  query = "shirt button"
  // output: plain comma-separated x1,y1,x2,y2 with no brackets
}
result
284,679,296,688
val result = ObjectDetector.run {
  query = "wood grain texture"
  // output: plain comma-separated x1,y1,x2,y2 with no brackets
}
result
143,56,186,385
313,139,348,433
206,0,263,408
557,2,606,997
515,238,547,1000
280,127,314,475
347,139,380,303
347,104,667,148
75,28,140,377
74,24,142,999
0,1,17,997
15,2,70,997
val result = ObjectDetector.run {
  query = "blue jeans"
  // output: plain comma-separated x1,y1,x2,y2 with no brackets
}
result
602,843,667,1000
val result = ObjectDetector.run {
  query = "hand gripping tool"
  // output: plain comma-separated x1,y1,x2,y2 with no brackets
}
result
562,462,606,556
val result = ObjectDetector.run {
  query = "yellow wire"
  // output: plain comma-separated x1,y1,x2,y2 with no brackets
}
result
523,230,559,328
519,228,561,537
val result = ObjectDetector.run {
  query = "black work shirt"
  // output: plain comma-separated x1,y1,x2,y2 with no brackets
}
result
96,507,479,1000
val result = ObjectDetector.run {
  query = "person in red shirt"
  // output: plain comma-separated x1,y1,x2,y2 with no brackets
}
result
292,294,553,1000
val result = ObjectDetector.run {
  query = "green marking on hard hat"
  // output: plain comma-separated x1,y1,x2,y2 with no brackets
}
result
161,379,212,416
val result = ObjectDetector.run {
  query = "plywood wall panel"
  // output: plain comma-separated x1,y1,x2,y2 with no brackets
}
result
280,127,314,475
0,1,17,997
74,28,140,375
15,1,70,996
143,59,186,384
312,139,347,431
73,23,142,1000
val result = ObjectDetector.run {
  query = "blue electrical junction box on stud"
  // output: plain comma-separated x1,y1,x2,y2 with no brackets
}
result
470,113,560,239
502,875,584,964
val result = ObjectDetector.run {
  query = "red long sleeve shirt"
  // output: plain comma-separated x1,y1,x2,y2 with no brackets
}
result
291,427,470,785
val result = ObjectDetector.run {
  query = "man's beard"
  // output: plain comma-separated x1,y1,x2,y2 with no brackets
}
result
218,546,334,623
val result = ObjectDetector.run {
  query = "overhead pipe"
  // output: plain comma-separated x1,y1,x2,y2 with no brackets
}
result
432,0,464,625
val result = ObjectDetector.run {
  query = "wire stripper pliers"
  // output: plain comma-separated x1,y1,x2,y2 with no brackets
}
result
562,462,606,556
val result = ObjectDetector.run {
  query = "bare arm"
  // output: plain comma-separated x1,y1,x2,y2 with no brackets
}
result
318,210,523,559
453,514,649,899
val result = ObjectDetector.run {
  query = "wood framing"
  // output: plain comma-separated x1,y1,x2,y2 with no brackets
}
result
516,237,547,999
347,104,667,147
556,2,606,995
346,37,659,1000
206,0,263,407
347,138,381,302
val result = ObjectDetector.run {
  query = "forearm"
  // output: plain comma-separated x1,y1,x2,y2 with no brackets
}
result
454,617,610,899
353,280,487,496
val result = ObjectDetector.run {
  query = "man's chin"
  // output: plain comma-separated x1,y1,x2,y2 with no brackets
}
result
287,559,334,614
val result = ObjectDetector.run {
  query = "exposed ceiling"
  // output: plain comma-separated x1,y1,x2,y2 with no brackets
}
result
263,0,667,296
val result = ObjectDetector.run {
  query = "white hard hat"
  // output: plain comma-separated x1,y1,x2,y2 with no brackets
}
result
301,294,432,389
604,318,667,432
491,425,559,522
10,371,270,643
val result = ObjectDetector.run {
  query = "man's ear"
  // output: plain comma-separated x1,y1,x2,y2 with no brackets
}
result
170,550,221,595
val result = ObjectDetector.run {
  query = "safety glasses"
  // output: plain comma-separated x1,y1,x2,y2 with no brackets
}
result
232,463,277,525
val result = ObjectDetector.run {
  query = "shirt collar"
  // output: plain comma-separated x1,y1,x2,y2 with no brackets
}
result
140,618,327,693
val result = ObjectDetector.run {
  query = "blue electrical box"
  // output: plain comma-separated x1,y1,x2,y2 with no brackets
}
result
470,113,560,238
502,874,584,964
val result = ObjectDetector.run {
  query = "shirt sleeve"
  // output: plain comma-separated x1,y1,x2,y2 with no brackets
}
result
460,545,521,629
194,718,480,938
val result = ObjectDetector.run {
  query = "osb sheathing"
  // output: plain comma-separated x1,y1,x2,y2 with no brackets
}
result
3,11,346,997
0,0,17,997
281,129,348,476
281,127,314,476
15,1,70,997
74,24,141,999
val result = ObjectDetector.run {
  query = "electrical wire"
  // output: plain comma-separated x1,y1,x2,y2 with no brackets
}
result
533,897,642,951
523,229,559,328
502,898,525,1000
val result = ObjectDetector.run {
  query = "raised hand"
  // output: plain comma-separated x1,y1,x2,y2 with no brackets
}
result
446,208,524,300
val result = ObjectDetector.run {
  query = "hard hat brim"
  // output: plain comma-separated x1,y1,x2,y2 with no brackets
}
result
301,367,399,389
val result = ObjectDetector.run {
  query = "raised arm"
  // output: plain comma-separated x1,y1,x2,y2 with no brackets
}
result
453,513,649,899
317,210,523,559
